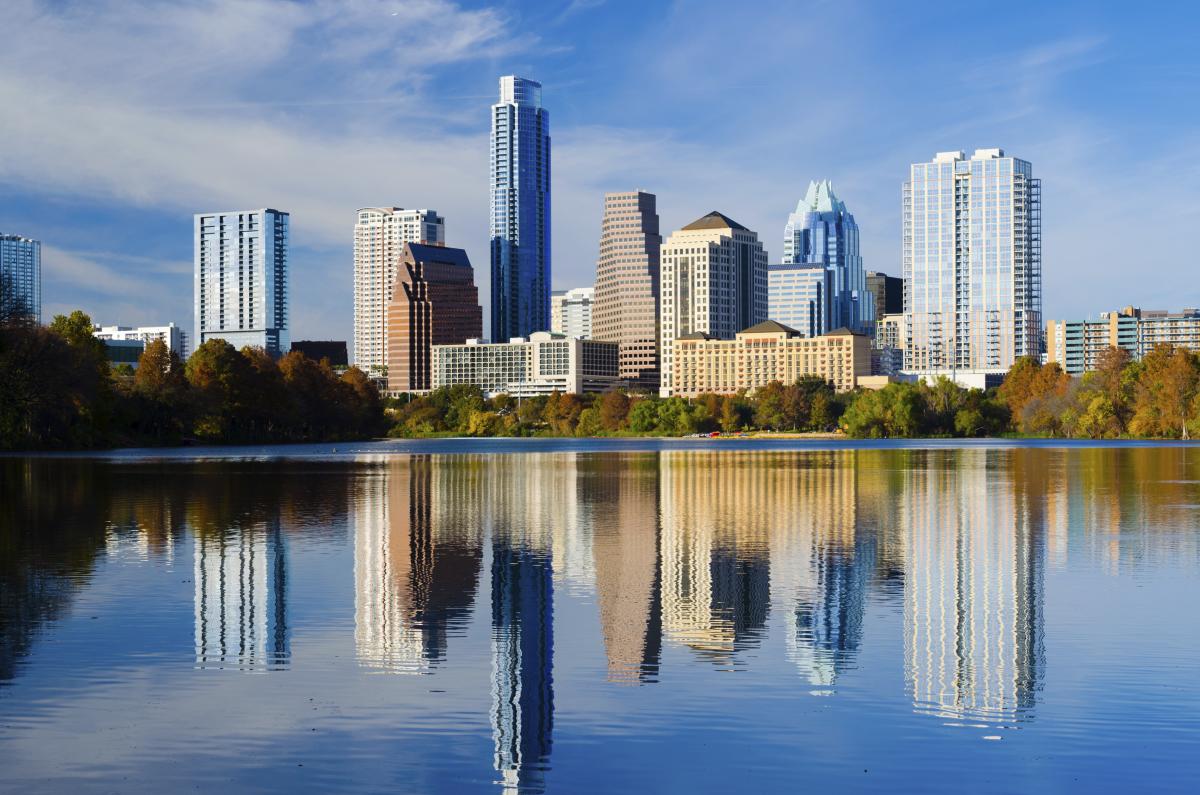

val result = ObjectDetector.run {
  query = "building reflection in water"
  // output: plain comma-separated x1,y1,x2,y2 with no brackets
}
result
903,449,1045,725
659,451,770,667
353,456,481,673
193,520,289,670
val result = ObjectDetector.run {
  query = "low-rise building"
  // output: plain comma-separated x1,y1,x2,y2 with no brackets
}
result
93,323,189,359
1047,306,1200,374
669,320,872,397
432,331,619,398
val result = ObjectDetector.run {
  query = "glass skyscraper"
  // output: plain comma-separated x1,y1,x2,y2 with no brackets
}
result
782,180,869,333
903,149,1042,375
490,76,551,342
194,208,289,357
767,263,831,337
0,234,41,323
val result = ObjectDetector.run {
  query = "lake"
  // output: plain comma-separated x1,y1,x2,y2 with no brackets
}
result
2,439,1198,793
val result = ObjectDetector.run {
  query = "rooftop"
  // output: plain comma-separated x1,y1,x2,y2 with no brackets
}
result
739,319,802,336
681,211,747,232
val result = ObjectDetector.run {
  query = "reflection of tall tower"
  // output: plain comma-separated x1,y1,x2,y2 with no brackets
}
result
491,539,554,792
658,451,770,664
193,522,288,669
353,457,481,672
903,450,1045,723
589,455,662,683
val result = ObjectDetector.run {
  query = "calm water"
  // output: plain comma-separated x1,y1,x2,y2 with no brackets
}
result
2,439,1199,793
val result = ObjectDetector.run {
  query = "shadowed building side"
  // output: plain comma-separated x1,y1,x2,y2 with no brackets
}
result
385,243,482,393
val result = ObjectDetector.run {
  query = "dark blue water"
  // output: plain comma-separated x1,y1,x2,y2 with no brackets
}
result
2,441,1198,792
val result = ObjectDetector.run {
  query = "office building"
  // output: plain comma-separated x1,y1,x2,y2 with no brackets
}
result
290,340,348,367
866,271,903,321
194,209,289,357
593,191,663,390
93,323,189,359
659,211,768,396
873,313,905,375
385,243,482,393
903,149,1042,378
550,286,593,338
0,234,41,323
669,321,871,397
768,263,831,337
1047,306,1200,374
491,75,551,342
432,332,618,398
353,207,446,375
783,180,869,333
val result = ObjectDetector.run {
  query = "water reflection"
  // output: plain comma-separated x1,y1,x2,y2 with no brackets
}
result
2,446,1200,791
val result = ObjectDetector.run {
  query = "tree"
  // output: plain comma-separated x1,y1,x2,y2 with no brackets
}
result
719,396,743,432
186,339,256,440
1131,344,1199,438
575,406,604,437
598,390,630,431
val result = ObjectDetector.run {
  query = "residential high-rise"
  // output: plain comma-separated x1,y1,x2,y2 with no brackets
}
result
353,207,446,375
490,75,551,341
550,287,593,338
385,243,482,393
593,191,663,390
0,234,41,323
866,271,903,322
768,263,832,337
659,211,768,396
194,209,289,357
1047,306,1200,374
903,149,1042,377
783,181,869,333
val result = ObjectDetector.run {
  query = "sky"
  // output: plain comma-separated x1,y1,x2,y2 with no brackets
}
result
2,0,1199,349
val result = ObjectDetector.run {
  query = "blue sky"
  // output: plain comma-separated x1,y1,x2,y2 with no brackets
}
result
2,0,1198,346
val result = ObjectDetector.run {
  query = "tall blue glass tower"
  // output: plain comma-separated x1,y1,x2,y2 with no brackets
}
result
782,180,869,333
490,76,551,341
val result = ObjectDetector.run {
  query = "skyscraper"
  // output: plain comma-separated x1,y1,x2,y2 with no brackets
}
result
0,234,41,323
354,207,446,375
658,211,768,396
903,149,1042,377
194,209,289,357
593,191,663,390
783,180,869,333
549,286,593,338
768,263,831,337
865,271,903,321
491,75,551,342
385,243,482,393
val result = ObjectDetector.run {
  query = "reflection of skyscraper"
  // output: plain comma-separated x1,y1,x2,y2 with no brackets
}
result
491,539,554,792
588,455,662,683
903,450,1045,723
193,522,288,669
658,451,771,665
353,457,481,672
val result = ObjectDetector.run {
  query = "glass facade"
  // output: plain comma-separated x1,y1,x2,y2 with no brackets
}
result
491,76,551,342
767,264,830,337
782,181,869,333
903,150,1042,374
194,209,289,357
0,234,41,323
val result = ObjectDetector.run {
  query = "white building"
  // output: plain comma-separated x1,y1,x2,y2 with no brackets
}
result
432,331,618,397
93,323,189,359
353,207,446,375
194,209,289,357
903,149,1042,380
659,211,768,397
550,287,594,338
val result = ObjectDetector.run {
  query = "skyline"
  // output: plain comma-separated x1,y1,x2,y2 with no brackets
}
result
2,0,1199,343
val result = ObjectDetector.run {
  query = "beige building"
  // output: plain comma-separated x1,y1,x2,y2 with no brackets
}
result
659,211,768,396
432,331,619,397
1047,306,1200,375
593,191,663,390
353,207,445,376
669,320,871,397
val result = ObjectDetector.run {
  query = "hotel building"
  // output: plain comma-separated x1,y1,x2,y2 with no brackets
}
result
1047,306,1200,374
384,243,482,393
903,149,1042,380
669,321,872,397
659,211,768,396
432,331,618,397
593,191,663,390
353,207,446,375
194,208,289,357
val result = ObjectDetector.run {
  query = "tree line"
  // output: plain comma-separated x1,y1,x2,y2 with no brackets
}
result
389,344,1200,440
0,309,384,450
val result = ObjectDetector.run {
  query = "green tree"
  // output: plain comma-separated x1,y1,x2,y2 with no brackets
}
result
575,406,604,437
